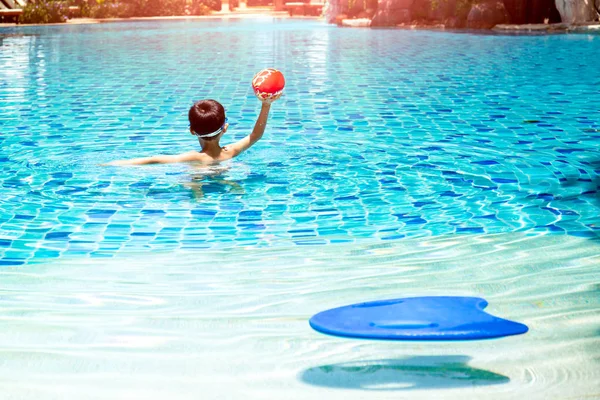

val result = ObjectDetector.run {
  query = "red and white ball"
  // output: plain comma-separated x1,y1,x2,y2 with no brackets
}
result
252,68,285,101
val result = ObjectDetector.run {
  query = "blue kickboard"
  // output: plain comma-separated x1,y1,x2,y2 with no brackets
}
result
309,296,528,341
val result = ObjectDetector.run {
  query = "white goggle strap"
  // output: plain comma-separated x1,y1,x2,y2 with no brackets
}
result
193,126,223,138
191,118,227,138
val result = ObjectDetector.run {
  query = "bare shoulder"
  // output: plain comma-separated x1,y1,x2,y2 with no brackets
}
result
179,151,210,163
180,150,235,164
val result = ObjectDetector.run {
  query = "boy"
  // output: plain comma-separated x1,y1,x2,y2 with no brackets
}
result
107,94,280,166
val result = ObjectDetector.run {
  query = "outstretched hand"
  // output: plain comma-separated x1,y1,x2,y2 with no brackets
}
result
259,91,283,104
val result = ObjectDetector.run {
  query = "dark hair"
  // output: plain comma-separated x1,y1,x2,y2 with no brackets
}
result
188,99,226,141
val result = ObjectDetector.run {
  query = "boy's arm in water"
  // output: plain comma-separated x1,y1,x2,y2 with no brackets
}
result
224,99,276,156
105,151,200,166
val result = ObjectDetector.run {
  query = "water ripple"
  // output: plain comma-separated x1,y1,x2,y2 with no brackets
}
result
0,232,598,399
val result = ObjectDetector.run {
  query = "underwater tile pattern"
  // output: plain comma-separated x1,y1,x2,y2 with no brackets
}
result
0,20,599,264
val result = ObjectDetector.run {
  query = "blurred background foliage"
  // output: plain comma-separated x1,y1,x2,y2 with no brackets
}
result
18,0,240,23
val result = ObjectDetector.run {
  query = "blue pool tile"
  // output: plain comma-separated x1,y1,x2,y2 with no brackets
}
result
406,218,427,225
191,209,217,216
141,209,166,215
382,234,406,240
294,239,327,246
492,178,518,184
413,201,436,208
334,195,359,201
474,214,499,220
569,231,597,238
529,193,555,201
34,249,62,258
439,191,462,198
542,207,560,216
456,227,485,234
45,232,72,240
537,224,565,233
471,160,500,166
86,210,117,219
0,259,25,266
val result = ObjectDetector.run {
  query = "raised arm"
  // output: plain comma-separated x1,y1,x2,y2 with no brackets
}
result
226,102,272,156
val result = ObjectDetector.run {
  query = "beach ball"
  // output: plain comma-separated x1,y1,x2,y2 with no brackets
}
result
252,68,285,101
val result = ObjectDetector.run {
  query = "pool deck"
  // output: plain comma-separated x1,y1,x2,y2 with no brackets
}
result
0,9,321,28
493,22,600,33
4,15,599,34
340,19,600,34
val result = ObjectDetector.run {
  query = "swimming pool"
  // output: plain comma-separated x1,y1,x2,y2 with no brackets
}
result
0,18,599,399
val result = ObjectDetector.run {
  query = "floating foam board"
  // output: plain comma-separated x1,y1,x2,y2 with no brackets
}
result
309,296,529,341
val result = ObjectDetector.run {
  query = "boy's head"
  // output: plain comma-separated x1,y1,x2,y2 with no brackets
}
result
189,99,227,141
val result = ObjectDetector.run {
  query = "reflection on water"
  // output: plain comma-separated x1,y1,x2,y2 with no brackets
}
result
299,356,509,390
187,163,245,199
185,179,245,199
189,163,232,179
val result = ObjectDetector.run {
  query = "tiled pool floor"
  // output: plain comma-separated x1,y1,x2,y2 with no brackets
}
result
0,20,599,266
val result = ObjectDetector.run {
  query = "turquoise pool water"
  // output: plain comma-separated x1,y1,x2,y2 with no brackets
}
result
0,20,598,265
0,19,599,400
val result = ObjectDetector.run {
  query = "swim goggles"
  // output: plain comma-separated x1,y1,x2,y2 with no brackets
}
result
191,117,228,138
